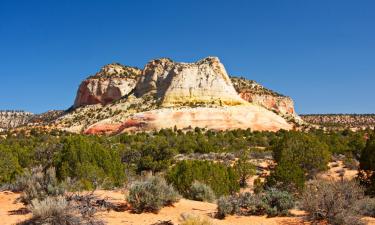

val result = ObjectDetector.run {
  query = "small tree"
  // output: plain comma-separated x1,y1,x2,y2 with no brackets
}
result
359,134,375,195
268,132,330,190
233,151,256,187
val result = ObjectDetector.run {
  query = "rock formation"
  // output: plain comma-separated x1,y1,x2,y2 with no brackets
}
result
74,63,142,108
231,77,295,116
135,57,247,106
0,110,33,130
52,57,298,134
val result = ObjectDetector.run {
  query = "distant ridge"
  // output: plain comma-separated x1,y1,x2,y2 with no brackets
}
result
300,114,375,129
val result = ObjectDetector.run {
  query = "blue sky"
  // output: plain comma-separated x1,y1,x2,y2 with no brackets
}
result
0,0,374,114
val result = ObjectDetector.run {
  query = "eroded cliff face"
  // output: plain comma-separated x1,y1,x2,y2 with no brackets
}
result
231,77,296,116
135,57,247,106
73,63,142,108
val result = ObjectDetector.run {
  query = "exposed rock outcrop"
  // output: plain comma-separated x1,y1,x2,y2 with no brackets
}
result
231,77,295,116
135,57,247,106
52,57,298,134
0,111,33,130
74,63,142,108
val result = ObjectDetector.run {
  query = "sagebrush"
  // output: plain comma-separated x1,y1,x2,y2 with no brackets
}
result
127,176,180,213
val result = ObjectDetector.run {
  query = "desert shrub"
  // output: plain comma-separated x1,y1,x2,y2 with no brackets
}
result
217,189,294,218
180,214,213,225
261,188,294,216
355,197,375,217
187,181,216,202
54,136,125,190
0,145,22,184
301,179,365,225
26,195,105,225
13,166,65,204
27,196,82,225
127,176,180,213
166,160,239,197
217,195,239,218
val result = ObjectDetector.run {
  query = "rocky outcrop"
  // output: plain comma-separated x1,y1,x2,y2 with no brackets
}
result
0,111,33,130
53,57,298,134
135,57,247,106
84,105,292,134
28,110,65,124
73,63,142,108
231,77,295,116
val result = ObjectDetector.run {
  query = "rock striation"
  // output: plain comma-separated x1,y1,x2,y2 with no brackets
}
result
231,77,295,116
73,63,142,108
84,105,292,135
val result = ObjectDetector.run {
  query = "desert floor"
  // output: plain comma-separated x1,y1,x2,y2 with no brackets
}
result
1,160,375,225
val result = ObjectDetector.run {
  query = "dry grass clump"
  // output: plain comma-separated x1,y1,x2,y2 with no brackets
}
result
22,194,106,225
180,213,214,225
26,196,82,225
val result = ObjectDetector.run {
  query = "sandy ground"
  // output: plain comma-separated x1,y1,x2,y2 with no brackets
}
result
2,190,375,225
0,189,307,225
0,191,31,225
317,160,358,181
1,160,374,225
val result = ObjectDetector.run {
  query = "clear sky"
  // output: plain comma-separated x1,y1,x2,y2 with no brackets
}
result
0,0,374,114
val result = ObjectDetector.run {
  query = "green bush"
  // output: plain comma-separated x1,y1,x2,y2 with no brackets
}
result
54,136,125,189
127,176,180,213
166,160,239,197
187,181,216,202
268,132,330,190
266,161,305,192
0,145,21,184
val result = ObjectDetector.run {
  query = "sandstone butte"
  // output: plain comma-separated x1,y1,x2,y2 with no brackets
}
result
52,56,299,134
